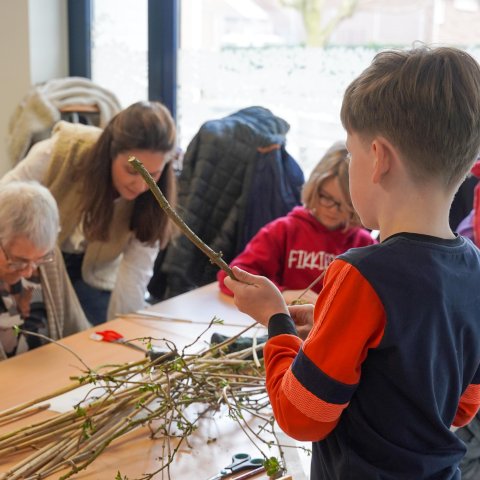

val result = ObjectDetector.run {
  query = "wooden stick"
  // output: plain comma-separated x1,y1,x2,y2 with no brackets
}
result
0,404,50,426
0,438,70,480
0,383,80,419
300,270,325,297
119,310,253,328
129,156,237,280
231,466,266,480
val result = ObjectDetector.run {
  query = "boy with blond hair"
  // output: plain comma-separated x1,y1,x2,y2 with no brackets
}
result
225,46,480,479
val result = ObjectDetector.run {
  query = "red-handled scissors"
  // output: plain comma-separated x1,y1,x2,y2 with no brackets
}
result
90,329,147,353
90,329,177,363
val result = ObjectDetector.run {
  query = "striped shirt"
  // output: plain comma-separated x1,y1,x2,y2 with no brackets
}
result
265,233,480,479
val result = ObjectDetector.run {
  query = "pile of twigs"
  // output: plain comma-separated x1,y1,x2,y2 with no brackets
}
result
0,322,288,480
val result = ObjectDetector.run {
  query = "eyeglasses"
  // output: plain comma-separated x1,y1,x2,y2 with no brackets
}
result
0,241,55,271
317,191,346,213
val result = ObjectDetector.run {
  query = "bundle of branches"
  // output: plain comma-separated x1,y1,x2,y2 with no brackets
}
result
0,322,290,480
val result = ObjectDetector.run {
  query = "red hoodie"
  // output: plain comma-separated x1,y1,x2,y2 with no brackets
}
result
218,206,376,295
472,160,480,247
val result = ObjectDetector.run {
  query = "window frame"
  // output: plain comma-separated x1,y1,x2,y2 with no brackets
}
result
67,0,179,119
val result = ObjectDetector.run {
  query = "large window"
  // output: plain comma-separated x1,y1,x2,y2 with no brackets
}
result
83,0,480,176
91,0,148,106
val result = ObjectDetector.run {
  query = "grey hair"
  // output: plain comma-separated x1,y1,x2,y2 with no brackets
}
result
0,181,59,250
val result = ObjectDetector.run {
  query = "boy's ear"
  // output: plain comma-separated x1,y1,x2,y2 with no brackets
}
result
371,137,394,184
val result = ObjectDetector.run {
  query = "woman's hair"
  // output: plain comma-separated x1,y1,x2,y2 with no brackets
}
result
0,181,59,250
301,141,360,227
79,101,177,247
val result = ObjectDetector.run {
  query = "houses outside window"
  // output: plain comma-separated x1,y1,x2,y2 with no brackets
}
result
90,0,480,175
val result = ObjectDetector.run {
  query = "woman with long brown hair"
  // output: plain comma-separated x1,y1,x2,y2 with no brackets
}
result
1,101,177,324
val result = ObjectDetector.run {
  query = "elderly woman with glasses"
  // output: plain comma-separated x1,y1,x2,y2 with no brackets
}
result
0,181,90,360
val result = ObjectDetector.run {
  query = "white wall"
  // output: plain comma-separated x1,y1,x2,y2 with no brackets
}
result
0,0,68,175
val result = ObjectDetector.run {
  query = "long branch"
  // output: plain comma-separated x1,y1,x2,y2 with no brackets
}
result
129,156,238,280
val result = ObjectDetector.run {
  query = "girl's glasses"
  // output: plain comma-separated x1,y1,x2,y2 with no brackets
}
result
318,191,346,213
0,242,55,271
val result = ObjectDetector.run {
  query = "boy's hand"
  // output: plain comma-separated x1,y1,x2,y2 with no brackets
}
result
224,266,289,327
288,304,314,340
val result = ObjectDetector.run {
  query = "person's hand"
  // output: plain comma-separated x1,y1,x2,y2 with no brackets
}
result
14,286,33,318
224,266,288,327
288,304,314,340
282,289,318,306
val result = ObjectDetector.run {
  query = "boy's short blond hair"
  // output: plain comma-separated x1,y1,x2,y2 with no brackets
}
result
302,141,360,226
341,46,480,188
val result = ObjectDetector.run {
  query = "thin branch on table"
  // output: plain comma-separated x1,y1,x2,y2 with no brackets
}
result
14,327,91,371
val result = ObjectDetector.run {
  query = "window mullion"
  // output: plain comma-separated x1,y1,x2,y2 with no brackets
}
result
148,0,179,120
67,0,92,78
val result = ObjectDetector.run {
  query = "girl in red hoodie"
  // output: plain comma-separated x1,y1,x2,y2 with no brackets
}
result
457,160,480,246
217,141,376,304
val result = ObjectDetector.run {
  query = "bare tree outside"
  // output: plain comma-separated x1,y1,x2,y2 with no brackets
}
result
277,0,359,46
92,0,480,175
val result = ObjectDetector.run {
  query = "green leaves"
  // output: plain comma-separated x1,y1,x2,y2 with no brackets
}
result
81,417,95,439
74,405,87,417
264,456,282,477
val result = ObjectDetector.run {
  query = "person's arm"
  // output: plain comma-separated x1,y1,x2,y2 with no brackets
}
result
265,260,386,441
0,137,53,184
54,248,91,335
40,247,91,337
453,372,480,427
225,266,289,326
218,222,287,296
226,262,386,442
106,237,158,320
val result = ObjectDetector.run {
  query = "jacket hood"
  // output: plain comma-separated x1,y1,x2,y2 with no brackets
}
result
471,159,480,177
288,206,327,229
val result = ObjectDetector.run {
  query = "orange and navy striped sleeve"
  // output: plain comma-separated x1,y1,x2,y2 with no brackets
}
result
453,382,480,427
264,258,386,442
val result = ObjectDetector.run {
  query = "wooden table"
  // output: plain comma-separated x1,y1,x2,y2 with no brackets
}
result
0,283,308,479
